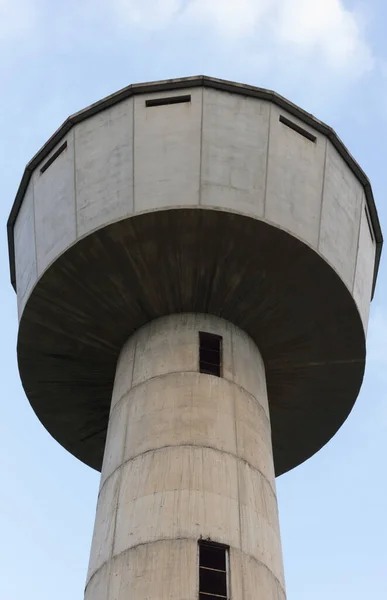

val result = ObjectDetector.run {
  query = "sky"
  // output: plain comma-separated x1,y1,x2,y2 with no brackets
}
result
1,0,387,598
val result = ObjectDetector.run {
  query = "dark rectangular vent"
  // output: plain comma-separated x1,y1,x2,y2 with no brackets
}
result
199,541,228,600
199,332,222,377
145,94,191,107
279,115,316,143
40,141,68,174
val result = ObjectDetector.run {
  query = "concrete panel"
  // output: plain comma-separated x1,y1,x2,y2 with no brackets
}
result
100,398,128,488
201,89,269,217
14,182,36,317
75,99,133,236
34,131,76,276
354,198,376,332
239,461,284,585
229,546,244,600
131,313,233,387
240,551,286,600
266,105,326,248
231,548,286,600
123,372,237,461
114,446,240,555
84,563,109,600
319,142,363,289
109,540,197,600
231,327,269,417
111,334,136,413
133,88,202,211
86,468,120,583
131,314,198,386
235,387,275,482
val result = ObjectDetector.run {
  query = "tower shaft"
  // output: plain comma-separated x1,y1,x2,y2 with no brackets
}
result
85,314,285,600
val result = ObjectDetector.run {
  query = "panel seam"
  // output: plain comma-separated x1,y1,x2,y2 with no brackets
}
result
73,128,78,238
85,538,286,596
111,370,270,424
230,327,245,600
317,137,328,251
99,443,277,501
263,102,272,219
352,189,364,295
132,96,135,213
199,86,204,206
32,170,39,284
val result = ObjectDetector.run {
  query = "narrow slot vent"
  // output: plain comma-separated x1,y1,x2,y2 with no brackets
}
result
145,94,191,107
199,541,229,600
40,141,68,174
199,332,222,377
279,115,316,143
364,204,375,243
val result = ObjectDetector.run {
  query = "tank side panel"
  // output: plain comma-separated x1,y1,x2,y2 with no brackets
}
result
201,88,269,217
133,88,202,212
354,194,376,332
14,181,36,318
75,99,134,237
265,105,326,248
319,141,363,290
33,130,76,277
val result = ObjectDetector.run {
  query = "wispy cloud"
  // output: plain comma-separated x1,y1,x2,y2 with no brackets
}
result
106,0,374,78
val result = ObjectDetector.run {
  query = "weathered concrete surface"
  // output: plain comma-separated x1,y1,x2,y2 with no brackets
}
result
10,77,381,477
75,99,134,237
11,79,380,331
85,314,285,600
8,75,382,600
266,104,326,248
33,128,76,279
13,181,36,318
16,208,366,476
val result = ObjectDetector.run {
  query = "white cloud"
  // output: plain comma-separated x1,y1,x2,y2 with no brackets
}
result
275,0,373,73
184,0,271,38
107,0,373,77
0,0,37,41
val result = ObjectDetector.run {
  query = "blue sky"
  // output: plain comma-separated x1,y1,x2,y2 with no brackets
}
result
1,0,387,598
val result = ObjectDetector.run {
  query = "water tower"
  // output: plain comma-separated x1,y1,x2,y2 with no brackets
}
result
7,76,382,599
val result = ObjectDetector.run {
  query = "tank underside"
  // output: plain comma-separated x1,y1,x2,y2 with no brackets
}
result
18,207,365,476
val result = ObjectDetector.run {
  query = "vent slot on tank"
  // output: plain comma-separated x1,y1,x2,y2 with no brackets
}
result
40,141,68,174
145,94,191,107
364,203,375,243
279,115,317,143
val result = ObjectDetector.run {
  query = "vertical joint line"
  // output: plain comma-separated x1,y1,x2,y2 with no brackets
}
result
73,129,78,238
32,173,38,280
263,103,272,218
352,190,364,294
130,337,137,388
132,98,135,213
230,327,244,566
106,337,137,599
199,87,204,206
317,137,328,250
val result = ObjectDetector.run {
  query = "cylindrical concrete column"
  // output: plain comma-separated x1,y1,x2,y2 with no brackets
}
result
85,313,286,600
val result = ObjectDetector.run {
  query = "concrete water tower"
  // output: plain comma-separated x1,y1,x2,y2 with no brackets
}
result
7,76,382,600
